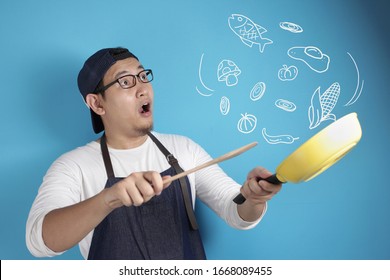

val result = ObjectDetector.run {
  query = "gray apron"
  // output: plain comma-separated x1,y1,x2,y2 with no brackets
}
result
87,133,206,259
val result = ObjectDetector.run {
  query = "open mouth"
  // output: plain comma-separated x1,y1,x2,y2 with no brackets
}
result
139,102,151,114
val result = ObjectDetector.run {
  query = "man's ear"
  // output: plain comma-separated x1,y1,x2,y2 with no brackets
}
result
85,93,105,116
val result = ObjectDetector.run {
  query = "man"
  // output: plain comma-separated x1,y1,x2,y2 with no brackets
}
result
26,47,282,259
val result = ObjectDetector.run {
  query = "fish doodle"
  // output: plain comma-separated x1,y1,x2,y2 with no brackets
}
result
228,14,273,53
308,82,341,129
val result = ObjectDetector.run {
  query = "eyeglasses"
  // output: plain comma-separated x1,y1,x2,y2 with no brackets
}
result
95,69,153,93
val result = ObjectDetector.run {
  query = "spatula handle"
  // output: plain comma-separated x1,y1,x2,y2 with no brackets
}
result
233,174,283,204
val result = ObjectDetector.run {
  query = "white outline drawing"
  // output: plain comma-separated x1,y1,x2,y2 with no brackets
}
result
308,82,340,129
228,14,273,53
196,86,213,97
220,96,230,115
278,65,298,81
237,113,257,134
275,99,297,112
262,128,299,144
196,53,215,97
217,59,241,86
250,81,266,101
288,46,330,73
344,52,364,106
279,21,303,33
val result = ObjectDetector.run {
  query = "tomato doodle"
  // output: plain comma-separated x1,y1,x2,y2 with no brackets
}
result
237,113,257,134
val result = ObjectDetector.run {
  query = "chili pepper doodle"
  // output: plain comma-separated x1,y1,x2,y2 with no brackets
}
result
262,128,299,144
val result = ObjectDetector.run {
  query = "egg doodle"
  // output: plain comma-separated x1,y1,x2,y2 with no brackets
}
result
262,128,299,144
288,46,330,73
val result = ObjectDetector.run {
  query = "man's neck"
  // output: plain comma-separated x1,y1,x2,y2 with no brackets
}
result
103,131,149,149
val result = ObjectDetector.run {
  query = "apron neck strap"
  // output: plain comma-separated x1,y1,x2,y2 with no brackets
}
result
148,132,198,230
100,133,115,179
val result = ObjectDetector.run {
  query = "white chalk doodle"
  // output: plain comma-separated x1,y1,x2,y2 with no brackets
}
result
288,46,330,73
278,65,298,81
195,86,213,97
262,128,299,144
196,53,215,97
308,82,340,129
237,113,257,134
217,59,241,86
279,21,303,33
228,14,273,53
275,99,297,112
220,96,230,115
345,52,364,106
250,81,266,101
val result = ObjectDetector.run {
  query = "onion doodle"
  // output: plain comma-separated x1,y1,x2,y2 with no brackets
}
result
275,99,297,112
250,82,266,101
220,96,230,115
279,21,303,33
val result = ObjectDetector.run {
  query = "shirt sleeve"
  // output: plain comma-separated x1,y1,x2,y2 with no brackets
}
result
189,139,267,229
25,156,82,257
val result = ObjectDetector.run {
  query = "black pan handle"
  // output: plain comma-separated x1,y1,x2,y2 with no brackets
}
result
233,174,283,204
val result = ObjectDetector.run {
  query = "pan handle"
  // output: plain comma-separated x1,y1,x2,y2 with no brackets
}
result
233,174,283,204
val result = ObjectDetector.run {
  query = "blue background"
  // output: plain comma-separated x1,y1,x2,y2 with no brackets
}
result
1,0,389,260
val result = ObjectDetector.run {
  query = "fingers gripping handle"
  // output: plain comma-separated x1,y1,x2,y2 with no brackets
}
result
233,174,283,204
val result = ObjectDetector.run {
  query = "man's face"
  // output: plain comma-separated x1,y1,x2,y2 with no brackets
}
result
99,57,154,136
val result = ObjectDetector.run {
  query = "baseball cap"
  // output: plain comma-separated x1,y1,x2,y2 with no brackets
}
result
77,47,138,133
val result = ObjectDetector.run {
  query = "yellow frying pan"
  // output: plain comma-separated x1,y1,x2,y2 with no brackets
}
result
234,112,362,204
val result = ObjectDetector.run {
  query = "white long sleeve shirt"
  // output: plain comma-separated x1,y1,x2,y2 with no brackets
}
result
26,132,265,259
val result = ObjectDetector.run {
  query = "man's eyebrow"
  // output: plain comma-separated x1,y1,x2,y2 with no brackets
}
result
114,65,145,79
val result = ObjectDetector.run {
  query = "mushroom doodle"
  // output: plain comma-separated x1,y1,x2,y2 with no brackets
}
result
217,59,241,87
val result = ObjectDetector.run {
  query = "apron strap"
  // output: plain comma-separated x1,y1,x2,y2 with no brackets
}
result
147,132,199,230
100,134,115,179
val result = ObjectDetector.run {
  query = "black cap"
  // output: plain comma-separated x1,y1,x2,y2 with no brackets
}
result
77,47,138,133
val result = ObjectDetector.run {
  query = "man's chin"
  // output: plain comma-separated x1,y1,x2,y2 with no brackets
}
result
136,123,153,136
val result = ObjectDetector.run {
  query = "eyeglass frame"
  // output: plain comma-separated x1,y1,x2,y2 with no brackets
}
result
94,69,153,93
